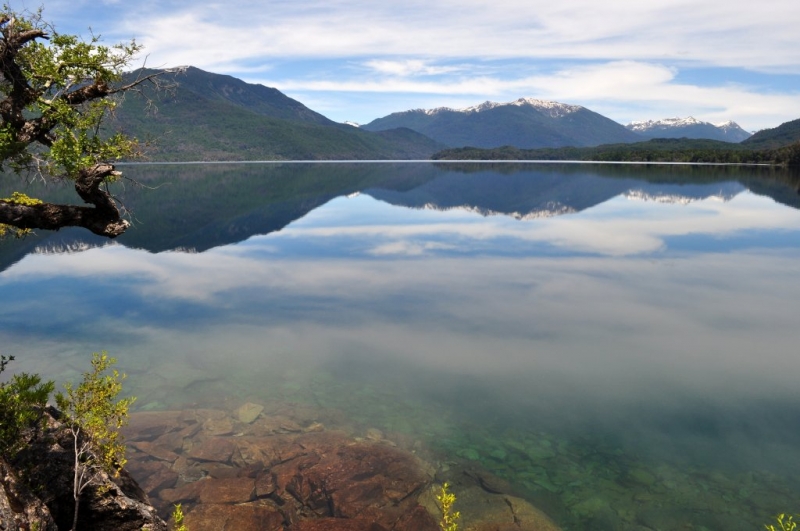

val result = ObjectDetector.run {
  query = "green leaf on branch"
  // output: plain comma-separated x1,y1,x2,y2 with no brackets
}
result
56,351,135,475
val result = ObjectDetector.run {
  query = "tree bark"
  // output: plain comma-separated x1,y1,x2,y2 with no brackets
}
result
0,164,130,238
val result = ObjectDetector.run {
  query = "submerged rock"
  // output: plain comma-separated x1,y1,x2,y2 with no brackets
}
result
183,503,285,531
625,467,657,487
457,447,481,461
420,484,561,531
186,436,237,462
237,402,265,424
122,406,563,531
463,468,518,496
365,427,384,441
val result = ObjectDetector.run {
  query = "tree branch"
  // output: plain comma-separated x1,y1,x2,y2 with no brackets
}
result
62,81,112,106
0,163,130,237
13,28,48,47
0,21,47,132
0,9,162,238
109,70,168,95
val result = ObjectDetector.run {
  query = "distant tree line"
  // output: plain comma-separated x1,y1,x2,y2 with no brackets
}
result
432,138,800,166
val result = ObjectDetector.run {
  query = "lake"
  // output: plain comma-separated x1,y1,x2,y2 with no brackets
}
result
1,162,800,530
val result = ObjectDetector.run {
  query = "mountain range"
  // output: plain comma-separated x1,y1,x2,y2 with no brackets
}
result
361,98,643,149
112,67,444,161
625,117,751,142
106,67,797,160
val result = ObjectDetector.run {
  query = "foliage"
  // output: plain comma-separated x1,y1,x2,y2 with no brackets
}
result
55,351,135,531
436,482,460,531
56,351,134,474
0,7,141,178
0,7,167,237
0,192,42,206
171,503,189,531
766,514,798,531
0,354,54,458
0,192,43,237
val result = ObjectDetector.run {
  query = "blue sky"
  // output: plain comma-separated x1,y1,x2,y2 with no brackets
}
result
33,0,800,131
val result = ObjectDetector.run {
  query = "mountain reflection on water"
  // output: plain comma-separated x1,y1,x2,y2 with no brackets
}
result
1,162,800,530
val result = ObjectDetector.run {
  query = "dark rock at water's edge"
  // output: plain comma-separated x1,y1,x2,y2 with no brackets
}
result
0,456,58,530
0,407,167,531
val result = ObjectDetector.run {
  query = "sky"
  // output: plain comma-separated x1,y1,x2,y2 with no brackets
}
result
26,0,800,131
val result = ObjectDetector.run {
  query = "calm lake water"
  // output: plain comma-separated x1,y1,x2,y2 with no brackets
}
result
2,162,800,530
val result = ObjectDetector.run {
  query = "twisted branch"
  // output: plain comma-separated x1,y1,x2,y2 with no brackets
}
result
0,163,130,237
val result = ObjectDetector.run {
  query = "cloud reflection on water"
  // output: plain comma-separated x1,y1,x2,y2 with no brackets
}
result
2,185,800,474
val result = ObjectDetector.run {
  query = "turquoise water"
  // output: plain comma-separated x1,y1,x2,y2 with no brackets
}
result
2,163,800,529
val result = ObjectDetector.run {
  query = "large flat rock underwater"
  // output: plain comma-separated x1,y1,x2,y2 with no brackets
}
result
121,405,562,531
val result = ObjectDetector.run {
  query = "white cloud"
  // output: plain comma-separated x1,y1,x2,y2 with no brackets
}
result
519,62,800,129
46,0,800,128
108,0,800,70
263,76,506,96
368,240,456,256
362,59,462,77
262,61,800,130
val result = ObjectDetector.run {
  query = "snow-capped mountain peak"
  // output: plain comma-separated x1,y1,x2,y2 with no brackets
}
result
625,116,752,142
715,120,750,133
627,116,704,131
421,98,583,118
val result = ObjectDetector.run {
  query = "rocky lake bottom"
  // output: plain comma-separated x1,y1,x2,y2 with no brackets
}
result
120,380,798,531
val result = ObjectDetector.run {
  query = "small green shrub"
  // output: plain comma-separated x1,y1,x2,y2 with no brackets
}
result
171,503,189,531
436,482,460,531
766,514,797,531
56,351,135,531
0,355,54,458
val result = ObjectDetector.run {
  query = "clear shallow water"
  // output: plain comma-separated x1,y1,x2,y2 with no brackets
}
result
2,163,800,529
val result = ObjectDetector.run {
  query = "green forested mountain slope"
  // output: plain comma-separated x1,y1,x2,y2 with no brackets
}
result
111,67,443,160
742,118,800,149
159,67,337,125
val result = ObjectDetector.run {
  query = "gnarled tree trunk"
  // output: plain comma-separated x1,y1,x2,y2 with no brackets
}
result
0,164,130,238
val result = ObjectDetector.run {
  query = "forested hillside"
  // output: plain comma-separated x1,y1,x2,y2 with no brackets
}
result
742,118,800,149
433,138,800,165
111,67,443,161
